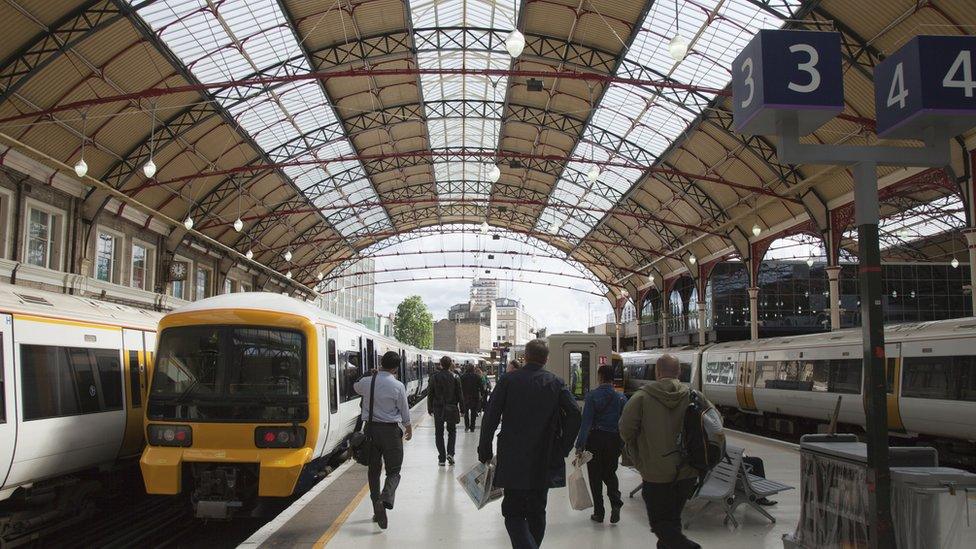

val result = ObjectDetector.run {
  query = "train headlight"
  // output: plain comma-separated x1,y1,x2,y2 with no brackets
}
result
148,424,193,447
254,427,306,449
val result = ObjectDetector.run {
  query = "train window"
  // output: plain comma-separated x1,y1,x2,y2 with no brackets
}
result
959,356,976,402
339,350,362,403
94,350,123,410
128,351,142,407
68,349,100,414
886,358,896,394
21,345,82,420
328,339,338,414
903,356,955,400
705,362,735,384
679,363,691,382
828,359,862,394
569,352,590,399
0,340,4,423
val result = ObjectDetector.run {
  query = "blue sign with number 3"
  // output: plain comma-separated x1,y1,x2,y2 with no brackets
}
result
875,35,976,139
732,30,844,136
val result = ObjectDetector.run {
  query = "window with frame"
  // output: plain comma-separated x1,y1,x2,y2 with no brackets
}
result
95,230,121,283
339,350,362,403
0,191,10,260
328,339,338,413
131,242,154,291
20,345,124,420
195,265,212,300
26,207,63,270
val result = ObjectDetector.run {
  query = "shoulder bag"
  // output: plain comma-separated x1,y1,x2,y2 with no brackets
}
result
350,374,377,466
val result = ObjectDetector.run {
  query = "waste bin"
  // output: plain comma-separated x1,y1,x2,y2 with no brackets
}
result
891,466,976,549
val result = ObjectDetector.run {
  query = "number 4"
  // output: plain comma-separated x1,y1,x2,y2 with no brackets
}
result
943,50,976,98
887,62,908,109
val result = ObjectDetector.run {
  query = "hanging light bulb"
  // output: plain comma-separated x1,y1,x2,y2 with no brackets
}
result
951,257,960,268
688,254,697,265
648,274,655,285
487,164,501,183
317,272,324,281
505,29,526,58
283,249,293,262
668,35,690,61
286,271,293,279
143,158,157,178
480,221,489,235
752,224,762,237
183,216,194,231
233,217,244,232
74,158,88,178
806,256,815,267
587,165,600,183
245,249,254,260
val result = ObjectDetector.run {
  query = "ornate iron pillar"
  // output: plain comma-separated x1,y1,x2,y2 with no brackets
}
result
697,301,707,346
748,286,759,341
826,265,843,331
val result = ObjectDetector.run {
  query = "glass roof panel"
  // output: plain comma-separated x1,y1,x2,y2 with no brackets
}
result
130,0,391,239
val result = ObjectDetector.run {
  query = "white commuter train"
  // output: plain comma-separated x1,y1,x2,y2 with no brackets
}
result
621,318,976,466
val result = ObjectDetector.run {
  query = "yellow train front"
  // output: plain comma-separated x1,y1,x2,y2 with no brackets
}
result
140,294,337,518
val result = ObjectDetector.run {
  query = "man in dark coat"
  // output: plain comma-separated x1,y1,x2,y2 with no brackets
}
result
460,364,487,432
479,339,581,549
428,356,463,466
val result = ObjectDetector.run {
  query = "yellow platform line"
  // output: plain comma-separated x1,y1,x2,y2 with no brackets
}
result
313,483,370,548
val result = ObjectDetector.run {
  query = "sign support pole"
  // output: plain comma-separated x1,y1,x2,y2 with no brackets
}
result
774,116,951,549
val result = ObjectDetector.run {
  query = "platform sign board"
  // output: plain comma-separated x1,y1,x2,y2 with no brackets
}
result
875,35,976,139
732,30,844,136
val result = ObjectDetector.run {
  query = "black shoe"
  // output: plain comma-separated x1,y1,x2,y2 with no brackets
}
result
438,457,446,466
446,455,455,466
373,500,388,529
757,497,777,506
383,498,394,510
590,513,604,523
610,504,622,524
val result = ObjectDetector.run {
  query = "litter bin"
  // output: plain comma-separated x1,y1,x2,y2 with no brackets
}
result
891,467,976,549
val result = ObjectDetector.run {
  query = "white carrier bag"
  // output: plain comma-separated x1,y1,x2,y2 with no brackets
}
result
568,451,593,511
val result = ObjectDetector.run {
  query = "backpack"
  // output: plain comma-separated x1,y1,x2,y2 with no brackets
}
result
672,390,726,484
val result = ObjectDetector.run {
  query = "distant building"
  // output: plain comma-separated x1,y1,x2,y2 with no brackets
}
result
494,297,537,345
535,327,547,339
317,257,376,324
469,278,499,309
433,319,492,353
361,312,395,337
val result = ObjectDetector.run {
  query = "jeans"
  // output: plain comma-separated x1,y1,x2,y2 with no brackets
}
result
641,478,700,549
463,405,478,431
366,423,404,507
434,412,456,460
584,430,622,516
502,488,548,549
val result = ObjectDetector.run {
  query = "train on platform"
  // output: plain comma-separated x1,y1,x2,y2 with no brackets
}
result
139,293,485,518
0,282,160,542
620,318,976,467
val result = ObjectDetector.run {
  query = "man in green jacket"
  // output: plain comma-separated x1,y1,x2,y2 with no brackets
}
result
618,354,701,549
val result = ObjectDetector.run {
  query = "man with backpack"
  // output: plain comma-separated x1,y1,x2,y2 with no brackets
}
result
619,354,718,549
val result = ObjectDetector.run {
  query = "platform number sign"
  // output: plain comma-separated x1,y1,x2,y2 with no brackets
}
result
875,35,976,139
732,30,844,136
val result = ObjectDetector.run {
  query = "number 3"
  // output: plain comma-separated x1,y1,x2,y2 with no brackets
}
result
788,43,821,93
740,57,754,108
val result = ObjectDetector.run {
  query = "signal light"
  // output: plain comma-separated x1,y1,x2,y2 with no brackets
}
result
254,426,306,448
147,424,192,447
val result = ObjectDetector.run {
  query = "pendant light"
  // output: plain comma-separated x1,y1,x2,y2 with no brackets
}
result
648,274,655,285
74,113,89,178
480,221,489,235
233,218,244,232
143,158,157,178
283,249,293,262
752,224,762,237
505,29,525,58
487,164,501,183
245,249,254,260
233,177,244,233
951,257,960,269
806,255,815,267
286,271,293,279
688,254,697,265
668,0,689,62
144,103,157,178
317,272,324,281
183,216,194,231
587,165,600,183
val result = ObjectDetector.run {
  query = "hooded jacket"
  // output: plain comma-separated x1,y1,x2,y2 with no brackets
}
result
618,378,697,483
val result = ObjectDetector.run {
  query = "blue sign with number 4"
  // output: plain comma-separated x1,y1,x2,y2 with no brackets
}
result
732,30,844,136
875,35,976,139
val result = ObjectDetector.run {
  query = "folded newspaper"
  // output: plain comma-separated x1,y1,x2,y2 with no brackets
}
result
457,460,504,509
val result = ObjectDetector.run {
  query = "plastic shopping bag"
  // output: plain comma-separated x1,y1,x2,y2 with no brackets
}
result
457,460,503,509
569,451,593,511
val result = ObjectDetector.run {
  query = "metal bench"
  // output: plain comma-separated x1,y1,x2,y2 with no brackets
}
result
734,459,793,525
682,446,745,528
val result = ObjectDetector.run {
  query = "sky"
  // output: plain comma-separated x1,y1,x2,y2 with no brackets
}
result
358,229,616,333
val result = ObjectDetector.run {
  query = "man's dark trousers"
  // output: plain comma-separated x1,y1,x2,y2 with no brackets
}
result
502,488,548,549
433,411,456,460
641,478,700,549
463,405,478,431
366,423,403,507
585,430,623,517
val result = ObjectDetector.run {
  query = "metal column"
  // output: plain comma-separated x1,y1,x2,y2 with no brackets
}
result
826,265,842,331
747,286,759,341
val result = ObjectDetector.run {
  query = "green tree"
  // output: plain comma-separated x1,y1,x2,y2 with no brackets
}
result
394,295,434,349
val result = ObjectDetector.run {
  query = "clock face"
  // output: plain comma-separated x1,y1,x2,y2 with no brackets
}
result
169,261,188,281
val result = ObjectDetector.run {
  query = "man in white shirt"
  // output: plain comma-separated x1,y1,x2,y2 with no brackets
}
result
354,351,413,529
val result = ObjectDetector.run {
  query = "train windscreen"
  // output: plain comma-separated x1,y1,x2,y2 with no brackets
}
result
148,325,308,422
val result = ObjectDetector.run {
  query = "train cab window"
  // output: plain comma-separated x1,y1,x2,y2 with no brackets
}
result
227,328,305,397
128,351,142,407
328,339,338,414
94,350,123,410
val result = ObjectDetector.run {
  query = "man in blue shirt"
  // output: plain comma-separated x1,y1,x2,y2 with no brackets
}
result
354,351,413,530
575,364,626,524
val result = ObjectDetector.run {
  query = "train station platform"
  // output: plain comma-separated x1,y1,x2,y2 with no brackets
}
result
240,406,801,549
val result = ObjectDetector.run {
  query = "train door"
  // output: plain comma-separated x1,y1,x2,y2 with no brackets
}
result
315,326,335,458
365,339,375,372
0,315,15,490
885,343,904,430
736,351,758,411
119,329,147,457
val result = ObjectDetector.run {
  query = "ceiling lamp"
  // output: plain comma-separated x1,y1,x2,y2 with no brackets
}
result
951,257,960,269
668,35,689,62
183,216,194,231
586,165,600,183
283,249,293,262
143,158,157,178
480,221,489,235
245,249,254,260
286,271,292,279
688,254,697,265
806,256,815,267
317,272,324,281
752,224,762,237
233,217,244,232
648,274,655,285
487,164,501,183
505,29,526,58
74,158,88,178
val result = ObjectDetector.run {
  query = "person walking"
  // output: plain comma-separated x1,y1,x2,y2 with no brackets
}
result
479,339,581,549
619,354,703,549
575,364,627,524
428,356,463,466
353,351,413,530
460,364,486,432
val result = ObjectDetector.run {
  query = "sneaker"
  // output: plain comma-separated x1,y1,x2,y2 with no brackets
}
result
446,455,455,466
610,504,622,524
373,500,388,529
757,497,777,506
438,458,446,466
590,513,604,523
